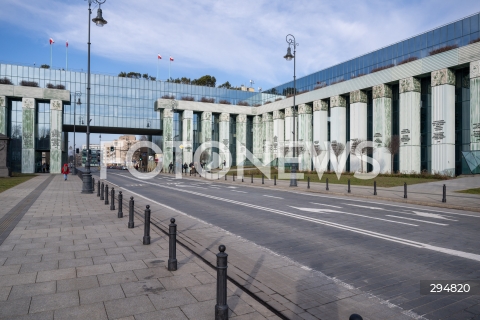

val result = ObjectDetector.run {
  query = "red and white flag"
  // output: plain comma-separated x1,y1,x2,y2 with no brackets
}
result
169,57,174,61
66,40,68,48
158,54,162,60
49,38,55,45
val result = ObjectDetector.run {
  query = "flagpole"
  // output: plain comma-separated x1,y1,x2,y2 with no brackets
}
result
169,59,171,80
157,56,159,80
66,41,68,71
50,44,52,68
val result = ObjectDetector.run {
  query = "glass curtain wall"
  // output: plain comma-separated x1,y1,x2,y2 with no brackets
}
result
229,116,237,166
367,91,373,172
36,102,50,150
421,78,432,172
455,68,471,175
392,85,400,172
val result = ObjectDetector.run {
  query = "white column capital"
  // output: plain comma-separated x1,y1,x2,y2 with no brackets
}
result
284,107,296,117
313,100,328,111
162,108,174,118
219,113,230,122
201,111,212,121
350,90,367,104
330,95,346,108
373,84,392,99
50,100,62,111
0,96,5,107
431,68,455,87
298,104,312,114
273,110,284,119
262,113,273,122
22,98,35,109
399,77,421,93
236,114,247,123
471,60,480,79
253,115,262,124
182,110,193,120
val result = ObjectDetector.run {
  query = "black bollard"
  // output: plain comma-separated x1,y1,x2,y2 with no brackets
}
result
251,174,253,183
97,180,100,197
218,173,219,180
118,191,123,218
168,218,177,271
233,174,235,182
404,182,407,199
326,178,329,190
110,188,115,210
374,181,377,195
349,314,363,320
143,205,151,245
262,175,264,184
215,245,228,320
128,197,134,228
105,185,109,205
308,177,310,189
92,178,95,192
242,176,244,182
274,175,276,186
348,179,351,193
100,182,104,200
225,173,227,181
442,184,446,203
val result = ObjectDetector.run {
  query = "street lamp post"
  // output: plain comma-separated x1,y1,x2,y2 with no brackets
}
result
284,34,298,187
73,92,81,175
82,0,107,193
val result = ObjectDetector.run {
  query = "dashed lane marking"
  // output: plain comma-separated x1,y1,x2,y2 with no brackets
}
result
263,195,283,199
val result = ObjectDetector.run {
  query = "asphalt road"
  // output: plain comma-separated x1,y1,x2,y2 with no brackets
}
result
101,170,480,319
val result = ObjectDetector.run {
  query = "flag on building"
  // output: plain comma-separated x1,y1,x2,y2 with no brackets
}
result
49,38,54,44
170,57,174,61
158,54,162,59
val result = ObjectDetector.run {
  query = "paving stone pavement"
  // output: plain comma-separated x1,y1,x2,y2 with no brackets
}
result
0,175,278,320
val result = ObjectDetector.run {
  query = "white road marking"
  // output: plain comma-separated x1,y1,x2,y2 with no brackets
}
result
385,215,449,226
110,173,480,263
310,202,343,208
344,203,385,210
296,193,480,218
263,195,283,199
409,211,457,221
292,207,418,226
233,191,248,193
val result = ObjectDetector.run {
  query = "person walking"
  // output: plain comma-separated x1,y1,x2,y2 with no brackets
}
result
61,163,70,181
168,162,173,174
223,159,226,169
183,162,188,174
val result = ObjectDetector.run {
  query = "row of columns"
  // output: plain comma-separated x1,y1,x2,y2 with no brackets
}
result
160,66,480,175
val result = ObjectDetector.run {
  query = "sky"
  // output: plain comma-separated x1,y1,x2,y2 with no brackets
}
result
0,0,479,147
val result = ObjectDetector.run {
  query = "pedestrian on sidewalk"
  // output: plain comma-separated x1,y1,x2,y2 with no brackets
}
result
61,163,70,181
183,162,188,174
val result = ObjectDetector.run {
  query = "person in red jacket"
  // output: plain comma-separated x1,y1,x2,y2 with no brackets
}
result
61,163,70,181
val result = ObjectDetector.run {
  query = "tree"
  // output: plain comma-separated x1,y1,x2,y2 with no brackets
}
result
384,135,400,173
218,81,232,89
118,72,127,77
353,139,374,173
192,75,216,87
330,142,345,172
126,72,141,79
40,64,50,69
142,73,149,79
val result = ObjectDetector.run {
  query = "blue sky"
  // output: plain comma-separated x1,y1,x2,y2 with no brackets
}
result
1,0,479,147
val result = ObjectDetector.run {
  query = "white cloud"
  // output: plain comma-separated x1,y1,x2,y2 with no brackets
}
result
1,0,478,89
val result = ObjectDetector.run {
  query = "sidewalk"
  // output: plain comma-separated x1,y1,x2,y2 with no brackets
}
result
185,171,480,213
0,175,276,319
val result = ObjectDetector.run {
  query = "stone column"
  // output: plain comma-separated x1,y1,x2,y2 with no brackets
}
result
162,108,174,172
252,115,263,164
0,96,6,135
219,113,230,168
236,114,247,166
349,90,367,173
182,110,193,166
313,100,329,171
373,84,392,173
22,98,35,173
399,77,421,173
330,95,346,171
50,100,63,173
262,113,273,165
470,61,480,151
201,111,212,168
431,68,455,176
284,107,295,158
273,110,285,164
298,104,313,171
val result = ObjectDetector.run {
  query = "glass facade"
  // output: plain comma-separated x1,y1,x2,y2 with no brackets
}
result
264,12,480,103
455,68,471,175
36,102,50,150
421,78,432,172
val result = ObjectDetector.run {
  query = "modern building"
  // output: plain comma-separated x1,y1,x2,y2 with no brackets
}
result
1,12,480,175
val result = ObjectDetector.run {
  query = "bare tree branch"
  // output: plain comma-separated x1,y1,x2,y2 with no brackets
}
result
384,135,400,173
